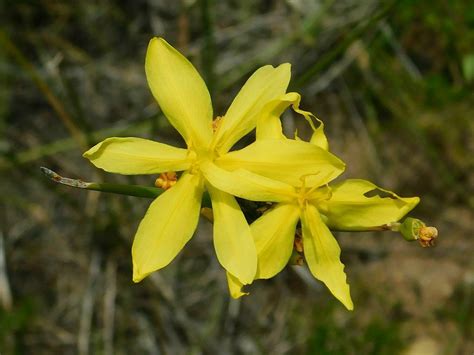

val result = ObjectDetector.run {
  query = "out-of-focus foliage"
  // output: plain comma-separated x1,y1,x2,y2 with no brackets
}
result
0,0,472,354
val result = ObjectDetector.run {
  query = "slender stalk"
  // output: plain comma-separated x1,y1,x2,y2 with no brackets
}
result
40,167,163,199
41,167,214,208
40,167,423,235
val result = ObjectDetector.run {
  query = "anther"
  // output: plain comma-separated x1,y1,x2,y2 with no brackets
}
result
155,171,177,190
294,229,304,253
418,226,438,248
212,116,223,133
398,218,438,247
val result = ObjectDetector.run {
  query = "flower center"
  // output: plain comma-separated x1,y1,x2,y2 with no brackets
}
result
296,184,332,210
186,145,217,176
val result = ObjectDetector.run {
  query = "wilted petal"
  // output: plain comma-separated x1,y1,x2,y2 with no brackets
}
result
83,137,192,174
214,64,291,153
256,92,328,151
226,272,248,299
202,161,296,202
132,173,204,282
320,179,420,230
301,203,353,310
251,203,300,279
207,185,257,284
255,94,290,140
216,139,345,187
309,120,328,150
145,37,213,148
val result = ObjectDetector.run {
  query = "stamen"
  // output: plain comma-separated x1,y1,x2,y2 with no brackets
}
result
306,184,332,201
418,226,438,248
154,171,177,190
398,218,439,247
294,229,304,253
212,116,223,133
289,229,305,266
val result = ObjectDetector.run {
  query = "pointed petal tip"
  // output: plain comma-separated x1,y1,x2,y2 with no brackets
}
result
132,262,153,283
132,259,146,282
278,62,291,71
132,270,145,283
226,272,251,298
147,37,171,58
345,301,354,311
149,36,172,49
340,290,354,311
82,137,116,160
82,140,102,159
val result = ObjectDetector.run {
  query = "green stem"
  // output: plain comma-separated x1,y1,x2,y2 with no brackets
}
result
40,167,418,235
40,167,213,207
40,167,163,199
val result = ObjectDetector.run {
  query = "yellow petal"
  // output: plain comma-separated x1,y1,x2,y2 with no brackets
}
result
301,203,353,310
83,137,192,174
145,37,213,148
213,64,291,153
255,94,289,140
309,120,328,150
207,185,257,284
202,161,296,202
216,139,345,187
320,179,420,230
252,203,300,279
226,272,248,299
256,92,328,150
132,173,204,282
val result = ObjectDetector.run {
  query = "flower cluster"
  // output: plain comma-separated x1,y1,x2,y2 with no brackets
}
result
84,38,419,310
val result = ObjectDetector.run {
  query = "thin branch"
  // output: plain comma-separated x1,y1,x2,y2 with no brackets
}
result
40,167,164,199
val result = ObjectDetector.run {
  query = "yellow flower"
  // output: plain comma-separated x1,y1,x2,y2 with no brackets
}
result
215,93,419,309
83,38,344,286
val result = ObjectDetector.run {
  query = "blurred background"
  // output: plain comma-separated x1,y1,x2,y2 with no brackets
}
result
0,0,473,354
